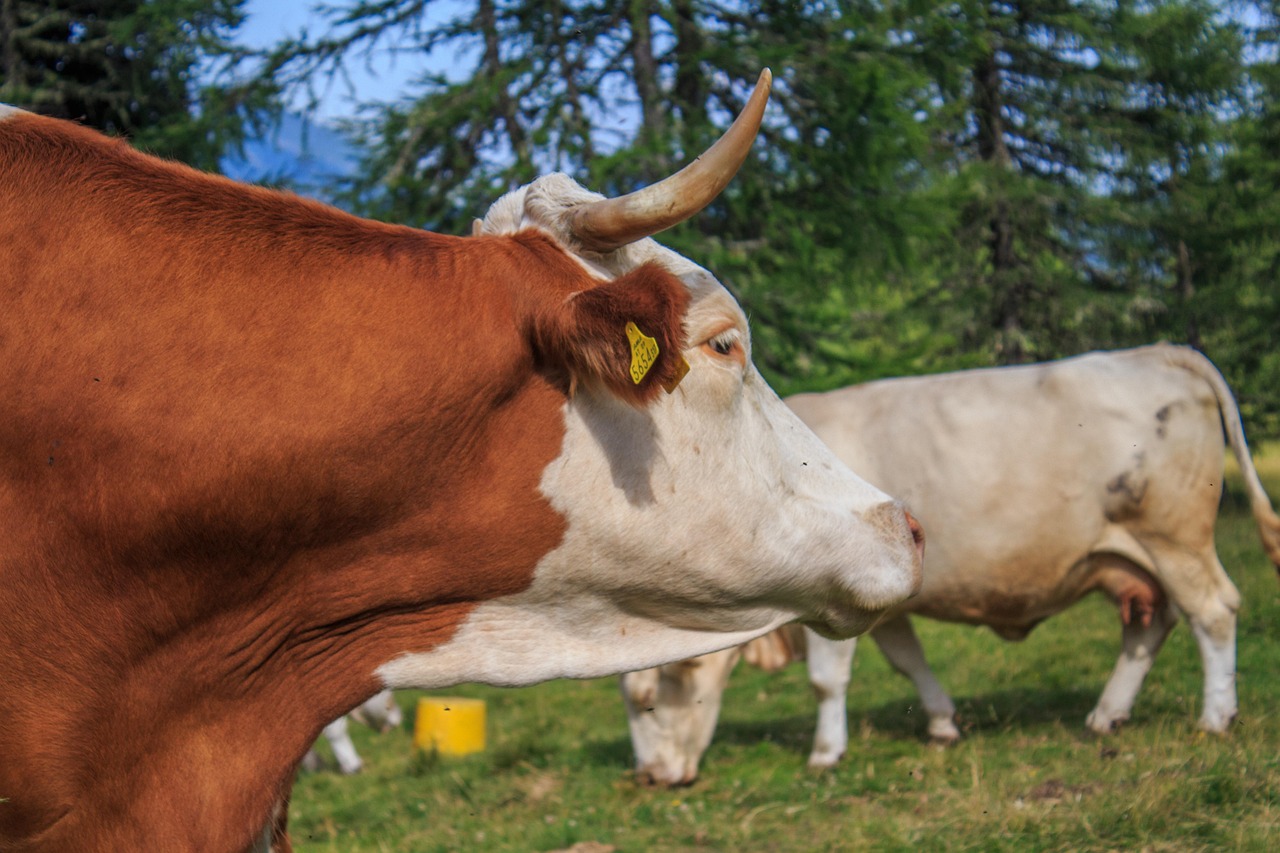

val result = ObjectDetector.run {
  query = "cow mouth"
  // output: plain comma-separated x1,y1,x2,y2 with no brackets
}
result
635,766,698,789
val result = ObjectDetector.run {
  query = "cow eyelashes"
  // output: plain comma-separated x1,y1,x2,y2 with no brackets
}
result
703,330,741,359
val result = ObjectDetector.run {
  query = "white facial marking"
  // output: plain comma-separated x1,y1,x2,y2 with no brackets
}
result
377,173,922,692
0,104,26,121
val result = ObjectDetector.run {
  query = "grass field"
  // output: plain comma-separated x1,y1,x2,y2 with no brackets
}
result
290,447,1280,852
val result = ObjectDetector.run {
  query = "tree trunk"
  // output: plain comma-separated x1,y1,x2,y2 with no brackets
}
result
1177,238,1201,350
553,1,593,167
478,0,529,170
973,49,1011,167
1,0,20,97
973,46,1025,362
629,0,667,177
671,0,705,150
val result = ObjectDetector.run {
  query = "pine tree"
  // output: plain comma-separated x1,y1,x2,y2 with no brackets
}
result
1191,2,1280,436
0,0,268,169
255,0,1279,431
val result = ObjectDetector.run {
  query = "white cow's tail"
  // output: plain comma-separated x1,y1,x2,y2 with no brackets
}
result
1166,345,1280,571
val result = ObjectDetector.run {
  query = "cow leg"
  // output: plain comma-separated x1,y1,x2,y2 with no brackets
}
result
299,748,322,772
1086,601,1178,733
322,716,364,775
1189,612,1238,732
804,630,856,768
870,615,960,743
1170,552,1241,732
1134,543,1241,733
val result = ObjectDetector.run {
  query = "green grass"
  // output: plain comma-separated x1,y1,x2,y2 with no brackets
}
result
291,450,1280,852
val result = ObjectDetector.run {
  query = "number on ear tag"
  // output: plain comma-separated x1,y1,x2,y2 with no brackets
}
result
625,322,660,385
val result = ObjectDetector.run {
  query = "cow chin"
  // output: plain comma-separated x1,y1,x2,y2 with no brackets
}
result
804,577,920,640
790,504,924,640
801,612,882,641
804,575,921,639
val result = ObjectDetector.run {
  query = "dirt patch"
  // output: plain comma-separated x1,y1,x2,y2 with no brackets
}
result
1024,778,1099,804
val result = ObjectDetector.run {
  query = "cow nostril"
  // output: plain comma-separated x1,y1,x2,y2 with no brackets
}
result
905,510,925,560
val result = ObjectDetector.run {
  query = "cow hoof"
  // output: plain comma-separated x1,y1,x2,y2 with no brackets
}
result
1085,709,1128,734
1197,709,1237,734
927,719,961,744
806,749,844,770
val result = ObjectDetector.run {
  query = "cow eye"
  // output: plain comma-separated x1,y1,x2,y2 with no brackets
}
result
704,330,740,358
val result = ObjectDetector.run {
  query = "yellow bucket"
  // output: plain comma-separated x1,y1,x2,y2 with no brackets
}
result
414,697,486,756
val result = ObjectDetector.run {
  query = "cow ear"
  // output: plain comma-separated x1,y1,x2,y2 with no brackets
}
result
622,668,659,709
533,262,690,405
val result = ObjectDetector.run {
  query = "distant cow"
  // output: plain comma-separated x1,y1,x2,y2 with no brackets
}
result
0,72,924,852
622,345,1280,785
302,690,403,775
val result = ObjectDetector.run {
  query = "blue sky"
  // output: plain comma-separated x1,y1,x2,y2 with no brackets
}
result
238,0,465,121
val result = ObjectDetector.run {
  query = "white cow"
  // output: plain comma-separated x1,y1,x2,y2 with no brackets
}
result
622,344,1280,785
301,690,403,775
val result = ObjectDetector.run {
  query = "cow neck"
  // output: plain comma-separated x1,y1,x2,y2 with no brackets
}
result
0,380,573,852
0,113,599,850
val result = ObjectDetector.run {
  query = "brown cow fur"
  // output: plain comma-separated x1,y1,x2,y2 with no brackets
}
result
0,112,687,850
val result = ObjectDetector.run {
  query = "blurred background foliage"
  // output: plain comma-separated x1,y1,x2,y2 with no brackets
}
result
4,0,1277,434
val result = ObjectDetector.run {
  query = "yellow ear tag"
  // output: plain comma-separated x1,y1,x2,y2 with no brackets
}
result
625,322,660,385
661,355,690,394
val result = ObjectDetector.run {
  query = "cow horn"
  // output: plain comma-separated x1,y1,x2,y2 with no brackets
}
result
569,68,772,252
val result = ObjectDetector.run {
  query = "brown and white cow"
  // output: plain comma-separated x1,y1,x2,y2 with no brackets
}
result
622,345,1280,785
0,74,924,852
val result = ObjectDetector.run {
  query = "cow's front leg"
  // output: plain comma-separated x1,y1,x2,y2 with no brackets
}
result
321,716,365,775
1086,602,1178,734
805,630,856,768
871,615,959,743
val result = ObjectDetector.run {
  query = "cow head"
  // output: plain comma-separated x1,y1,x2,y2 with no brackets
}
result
620,627,799,786
378,70,923,691
620,647,742,786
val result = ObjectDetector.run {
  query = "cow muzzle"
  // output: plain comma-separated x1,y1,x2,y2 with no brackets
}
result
861,500,925,605
806,501,924,639
636,760,699,788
